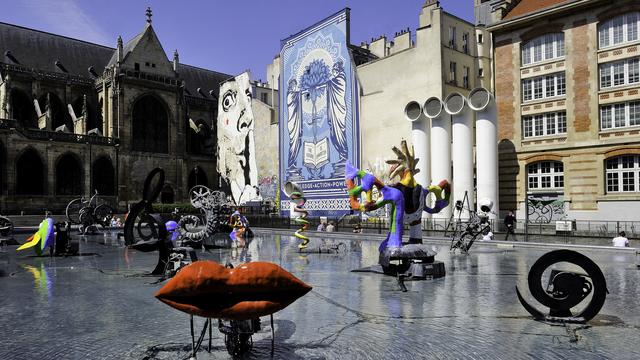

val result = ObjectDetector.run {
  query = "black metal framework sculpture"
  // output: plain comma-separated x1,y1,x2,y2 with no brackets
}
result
449,191,491,254
516,249,608,323
65,190,114,234
0,214,14,240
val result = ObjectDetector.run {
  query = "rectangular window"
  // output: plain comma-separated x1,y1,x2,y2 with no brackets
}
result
623,171,635,191
545,75,555,97
629,59,639,83
534,114,543,136
478,33,483,44
599,24,610,48
541,176,552,188
613,16,624,44
546,113,556,135
522,72,565,102
534,78,543,99
557,112,567,134
556,34,565,57
544,34,554,60
479,68,484,77
523,79,532,101
449,26,456,49
522,45,531,65
607,172,619,192
533,38,543,62
628,13,638,41
614,103,626,127
556,73,566,95
613,62,625,86
600,65,612,88
528,176,538,189
522,111,566,138
463,32,469,54
524,116,533,137
601,105,612,129
554,175,564,188
450,61,457,84
463,66,470,89
630,101,640,126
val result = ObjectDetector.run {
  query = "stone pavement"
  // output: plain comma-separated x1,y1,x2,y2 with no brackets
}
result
0,230,639,359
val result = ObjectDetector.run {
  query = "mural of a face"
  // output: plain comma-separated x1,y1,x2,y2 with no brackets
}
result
217,72,259,205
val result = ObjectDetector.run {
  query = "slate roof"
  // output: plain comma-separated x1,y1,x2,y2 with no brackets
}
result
178,63,232,100
1,21,233,97
0,21,114,78
106,28,146,67
503,0,575,20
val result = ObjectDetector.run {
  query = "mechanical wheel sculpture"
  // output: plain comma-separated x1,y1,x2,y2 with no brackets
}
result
516,249,608,323
0,215,14,238
66,191,114,234
177,185,231,247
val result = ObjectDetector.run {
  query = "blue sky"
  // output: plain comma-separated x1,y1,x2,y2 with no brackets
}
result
1,0,474,80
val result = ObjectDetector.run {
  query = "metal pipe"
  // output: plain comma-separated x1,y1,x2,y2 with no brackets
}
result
445,92,474,219
425,97,451,220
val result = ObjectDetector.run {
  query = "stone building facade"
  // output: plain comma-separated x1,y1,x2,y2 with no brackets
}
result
489,0,640,221
355,0,492,181
0,12,231,213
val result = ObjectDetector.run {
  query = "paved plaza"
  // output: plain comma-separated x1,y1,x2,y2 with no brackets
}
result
0,230,639,360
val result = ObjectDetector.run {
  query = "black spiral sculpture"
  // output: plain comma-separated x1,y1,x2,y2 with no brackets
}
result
516,249,608,323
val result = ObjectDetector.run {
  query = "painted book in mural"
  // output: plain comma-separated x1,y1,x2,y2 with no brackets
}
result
303,138,329,169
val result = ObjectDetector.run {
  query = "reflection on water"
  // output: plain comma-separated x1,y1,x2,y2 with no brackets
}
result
22,263,51,300
2,230,640,359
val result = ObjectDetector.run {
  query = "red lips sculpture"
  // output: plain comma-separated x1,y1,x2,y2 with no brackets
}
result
155,261,312,320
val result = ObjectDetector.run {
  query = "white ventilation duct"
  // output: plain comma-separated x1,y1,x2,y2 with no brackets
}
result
424,96,451,220
404,100,431,219
469,87,498,219
445,92,474,219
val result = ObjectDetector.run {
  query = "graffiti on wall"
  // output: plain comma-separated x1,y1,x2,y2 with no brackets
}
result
526,193,566,223
217,72,260,205
279,9,360,216
258,175,278,201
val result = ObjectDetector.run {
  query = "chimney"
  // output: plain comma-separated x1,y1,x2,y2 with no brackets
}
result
117,36,123,64
173,49,179,72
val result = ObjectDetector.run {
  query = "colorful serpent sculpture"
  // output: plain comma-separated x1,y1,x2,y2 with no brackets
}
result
284,182,310,249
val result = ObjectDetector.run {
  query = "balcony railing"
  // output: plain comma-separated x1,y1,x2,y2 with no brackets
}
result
1,118,118,146
0,118,18,129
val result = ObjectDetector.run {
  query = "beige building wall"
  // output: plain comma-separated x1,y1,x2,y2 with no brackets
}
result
252,91,280,206
356,1,489,180
491,0,640,221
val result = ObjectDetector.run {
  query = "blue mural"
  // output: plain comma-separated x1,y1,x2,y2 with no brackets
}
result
279,9,360,216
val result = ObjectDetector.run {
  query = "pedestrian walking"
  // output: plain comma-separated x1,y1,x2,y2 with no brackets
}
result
504,211,517,241
326,221,335,232
612,231,629,247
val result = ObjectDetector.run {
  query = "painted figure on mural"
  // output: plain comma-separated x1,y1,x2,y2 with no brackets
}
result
327,60,348,162
217,72,260,205
284,40,350,180
287,78,302,179
279,10,359,215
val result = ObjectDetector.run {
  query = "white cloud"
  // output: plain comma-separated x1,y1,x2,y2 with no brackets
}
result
22,0,112,45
